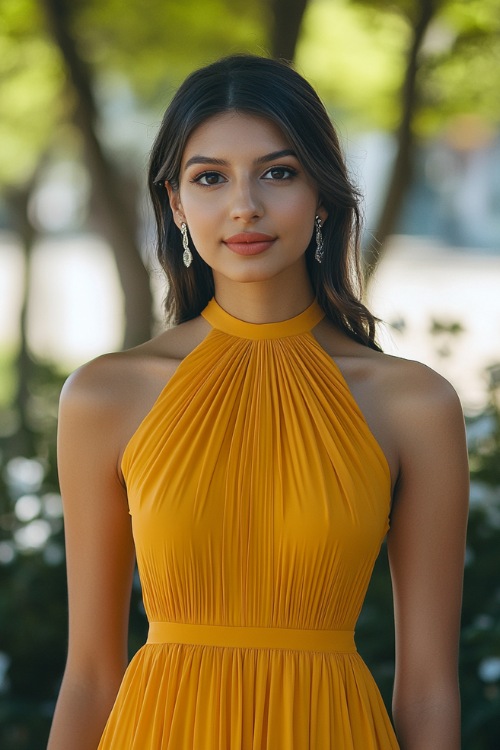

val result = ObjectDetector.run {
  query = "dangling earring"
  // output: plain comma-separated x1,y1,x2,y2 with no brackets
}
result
314,215,324,264
180,222,193,268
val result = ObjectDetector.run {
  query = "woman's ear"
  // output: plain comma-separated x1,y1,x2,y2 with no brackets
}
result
317,203,328,224
165,181,185,228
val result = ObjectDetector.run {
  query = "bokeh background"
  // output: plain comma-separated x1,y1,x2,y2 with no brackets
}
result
1,0,500,747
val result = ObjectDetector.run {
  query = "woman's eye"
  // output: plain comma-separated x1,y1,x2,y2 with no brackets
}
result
192,171,225,186
262,166,297,180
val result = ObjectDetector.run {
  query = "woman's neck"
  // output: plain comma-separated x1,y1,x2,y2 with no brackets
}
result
212,271,315,324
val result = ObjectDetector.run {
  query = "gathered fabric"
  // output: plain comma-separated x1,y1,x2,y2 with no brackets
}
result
98,297,399,749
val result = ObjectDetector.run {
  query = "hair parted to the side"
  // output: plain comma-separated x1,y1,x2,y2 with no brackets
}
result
148,53,381,351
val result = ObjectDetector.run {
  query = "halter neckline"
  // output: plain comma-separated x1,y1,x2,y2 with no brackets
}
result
201,297,326,340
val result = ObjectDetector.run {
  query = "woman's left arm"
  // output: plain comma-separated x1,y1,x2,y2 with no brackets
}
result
386,364,469,750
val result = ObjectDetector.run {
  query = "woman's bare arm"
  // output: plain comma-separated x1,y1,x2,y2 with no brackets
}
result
387,364,469,750
48,357,136,750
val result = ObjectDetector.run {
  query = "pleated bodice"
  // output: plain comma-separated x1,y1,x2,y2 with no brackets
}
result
98,296,399,749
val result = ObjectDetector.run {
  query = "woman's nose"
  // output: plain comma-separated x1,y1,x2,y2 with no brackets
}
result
228,179,264,222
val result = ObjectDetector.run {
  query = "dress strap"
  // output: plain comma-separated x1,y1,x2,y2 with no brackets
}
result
201,297,326,340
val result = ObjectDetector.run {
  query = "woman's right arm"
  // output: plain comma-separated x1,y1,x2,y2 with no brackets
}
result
47,358,136,750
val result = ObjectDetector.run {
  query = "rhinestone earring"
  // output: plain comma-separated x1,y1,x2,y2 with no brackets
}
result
314,215,324,264
180,222,193,268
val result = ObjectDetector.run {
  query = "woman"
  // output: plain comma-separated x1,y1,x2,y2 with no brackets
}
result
48,54,469,749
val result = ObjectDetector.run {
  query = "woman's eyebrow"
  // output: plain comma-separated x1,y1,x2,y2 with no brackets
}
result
255,149,297,164
184,149,298,170
184,156,228,169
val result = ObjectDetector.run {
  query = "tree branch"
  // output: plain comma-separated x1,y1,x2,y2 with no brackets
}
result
364,0,438,282
269,0,310,60
39,0,153,347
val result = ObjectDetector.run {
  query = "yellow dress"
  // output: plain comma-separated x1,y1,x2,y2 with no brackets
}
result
98,297,400,749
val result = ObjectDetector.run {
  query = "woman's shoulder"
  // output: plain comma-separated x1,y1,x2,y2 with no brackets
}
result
353,346,462,427
314,319,464,477
60,314,211,414
365,347,461,415
316,317,461,409
353,348,465,467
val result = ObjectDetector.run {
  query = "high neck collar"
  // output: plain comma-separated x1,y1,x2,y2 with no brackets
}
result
201,297,325,340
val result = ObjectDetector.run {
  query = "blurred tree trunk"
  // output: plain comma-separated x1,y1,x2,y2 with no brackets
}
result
363,0,438,282
39,0,153,348
4,187,37,457
269,0,310,60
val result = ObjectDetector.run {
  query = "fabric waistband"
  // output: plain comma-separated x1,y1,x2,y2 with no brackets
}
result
147,622,356,653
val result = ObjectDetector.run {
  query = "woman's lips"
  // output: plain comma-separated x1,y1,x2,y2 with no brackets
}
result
223,233,276,256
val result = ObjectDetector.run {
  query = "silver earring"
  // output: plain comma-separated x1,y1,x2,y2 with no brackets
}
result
314,215,324,264
180,222,193,268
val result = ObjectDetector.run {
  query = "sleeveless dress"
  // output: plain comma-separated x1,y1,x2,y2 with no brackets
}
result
98,297,400,749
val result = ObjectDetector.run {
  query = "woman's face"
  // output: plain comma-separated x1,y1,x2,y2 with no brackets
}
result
167,112,327,286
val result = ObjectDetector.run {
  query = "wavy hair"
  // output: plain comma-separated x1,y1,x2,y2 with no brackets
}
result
149,54,380,350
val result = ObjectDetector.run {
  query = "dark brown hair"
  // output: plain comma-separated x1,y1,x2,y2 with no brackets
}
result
149,54,380,350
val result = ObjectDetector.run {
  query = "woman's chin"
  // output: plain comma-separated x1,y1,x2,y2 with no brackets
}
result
213,268,287,286
210,255,307,287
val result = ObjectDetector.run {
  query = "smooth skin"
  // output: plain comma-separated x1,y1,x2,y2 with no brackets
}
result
48,113,469,750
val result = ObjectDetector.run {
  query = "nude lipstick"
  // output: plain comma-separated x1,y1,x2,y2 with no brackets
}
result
223,232,276,256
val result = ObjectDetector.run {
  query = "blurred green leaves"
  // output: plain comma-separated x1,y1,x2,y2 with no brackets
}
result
0,0,64,184
297,0,500,132
297,0,409,128
2,0,499,187
63,0,266,103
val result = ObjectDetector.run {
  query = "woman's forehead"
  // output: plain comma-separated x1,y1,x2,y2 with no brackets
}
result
182,112,292,163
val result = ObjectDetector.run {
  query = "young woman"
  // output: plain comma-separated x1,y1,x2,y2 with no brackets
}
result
48,55,469,749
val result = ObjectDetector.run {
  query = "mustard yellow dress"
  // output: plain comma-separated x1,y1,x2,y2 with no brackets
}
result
98,297,400,749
